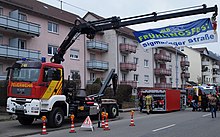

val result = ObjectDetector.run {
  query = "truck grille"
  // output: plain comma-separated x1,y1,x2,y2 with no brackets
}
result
12,87,32,96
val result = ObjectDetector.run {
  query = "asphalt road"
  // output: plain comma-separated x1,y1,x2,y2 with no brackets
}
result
1,109,220,137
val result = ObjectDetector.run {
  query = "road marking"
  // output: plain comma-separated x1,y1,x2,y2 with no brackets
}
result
152,124,176,132
202,113,211,117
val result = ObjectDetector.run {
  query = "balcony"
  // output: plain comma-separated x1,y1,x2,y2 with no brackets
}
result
0,44,41,60
154,83,172,88
202,61,210,66
120,81,137,88
154,53,171,62
202,71,210,76
120,62,137,71
181,72,190,78
120,43,137,54
154,68,172,76
180,61,190,67
0,15,40,37
87,60,109,71
87,40,108,52
213,74,219,78
213,64,219,69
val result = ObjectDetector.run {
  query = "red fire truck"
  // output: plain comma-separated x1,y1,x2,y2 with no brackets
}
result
138,88,185,112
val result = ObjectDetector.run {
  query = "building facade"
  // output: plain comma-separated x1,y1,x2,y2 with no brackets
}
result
0,0,86,87
4,0,217,95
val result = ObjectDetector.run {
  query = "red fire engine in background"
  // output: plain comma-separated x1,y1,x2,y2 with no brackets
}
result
138,87,186,112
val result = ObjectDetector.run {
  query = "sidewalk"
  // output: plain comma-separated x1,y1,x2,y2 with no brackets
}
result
0,106,12,121
0,107,137,122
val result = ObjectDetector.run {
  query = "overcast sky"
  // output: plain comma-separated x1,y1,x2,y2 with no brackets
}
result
38,0,220,55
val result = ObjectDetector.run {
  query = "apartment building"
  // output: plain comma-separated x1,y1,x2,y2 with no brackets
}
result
194,47,220,84
83,12,189,94
0,0,192,93
83,12,140,94
181,46,220,85
0,0,86,87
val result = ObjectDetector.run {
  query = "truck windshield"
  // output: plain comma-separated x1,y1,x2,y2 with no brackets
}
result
11,68,40,82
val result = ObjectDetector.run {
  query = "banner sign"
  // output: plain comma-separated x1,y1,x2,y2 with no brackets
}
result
133,18,217,49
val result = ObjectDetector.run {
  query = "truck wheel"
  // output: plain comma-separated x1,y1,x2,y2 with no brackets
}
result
48,107,64,128
18,116,34,125
108,105,118,118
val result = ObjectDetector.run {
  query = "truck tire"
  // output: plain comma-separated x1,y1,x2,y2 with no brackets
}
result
48,107,64,128
18,116,34,125
108,105,118,118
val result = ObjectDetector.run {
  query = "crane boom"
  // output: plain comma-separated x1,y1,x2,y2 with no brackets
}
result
51,4,218,64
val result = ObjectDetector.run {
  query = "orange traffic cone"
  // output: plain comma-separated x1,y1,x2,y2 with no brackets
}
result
41,116,48,135
104,113,110,131
129,110,135,126
101,112,105,128
69,114,76,133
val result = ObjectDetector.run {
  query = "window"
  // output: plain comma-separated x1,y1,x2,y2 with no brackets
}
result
122,37,126,44
134,74,139,82
170,78,173,83
48,45,58,55
90,53,96,60
48,22,58,33
70,49,79,60
134,57,138,64
122,73,126,81
144,60,149,67
90,73,96,81
43,68,61,82
0,64,3,75
18,39,26,49
0,35,3,45
144,75,149,83
0,7,3,15
70,70,80,80
122,55,126,63
169,65,172,70
18,13,27,21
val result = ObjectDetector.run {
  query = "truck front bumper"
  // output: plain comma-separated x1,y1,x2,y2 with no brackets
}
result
7,97,41,116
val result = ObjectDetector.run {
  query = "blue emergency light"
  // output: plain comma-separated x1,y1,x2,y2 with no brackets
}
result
41,57,46,62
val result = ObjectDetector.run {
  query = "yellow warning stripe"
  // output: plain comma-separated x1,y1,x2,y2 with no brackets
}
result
41,81,59,99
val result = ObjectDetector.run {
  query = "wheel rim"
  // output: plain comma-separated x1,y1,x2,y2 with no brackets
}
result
55,112,63,125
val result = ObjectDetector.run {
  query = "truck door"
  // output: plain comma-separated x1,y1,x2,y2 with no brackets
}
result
41,67,63,100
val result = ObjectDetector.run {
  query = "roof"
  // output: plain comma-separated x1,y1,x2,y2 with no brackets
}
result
84,12,136,39
0,0,84,25
193,47,220,61
193,47,209,54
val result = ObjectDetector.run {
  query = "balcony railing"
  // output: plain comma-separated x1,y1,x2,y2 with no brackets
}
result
202,71,210,76
0,15,40,37
154,53,171,62
154,68,172,76
87,60,109,71
120,43,137,54
154,83,172,88
202,61,210,66
120,81,137,88
181,72,190,78
180,61,190,67
0,44,41,60
87,40,108,52
120,62,137,71
213,64,219,69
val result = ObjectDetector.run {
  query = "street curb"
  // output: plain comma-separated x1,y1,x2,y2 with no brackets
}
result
119,108,139,112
